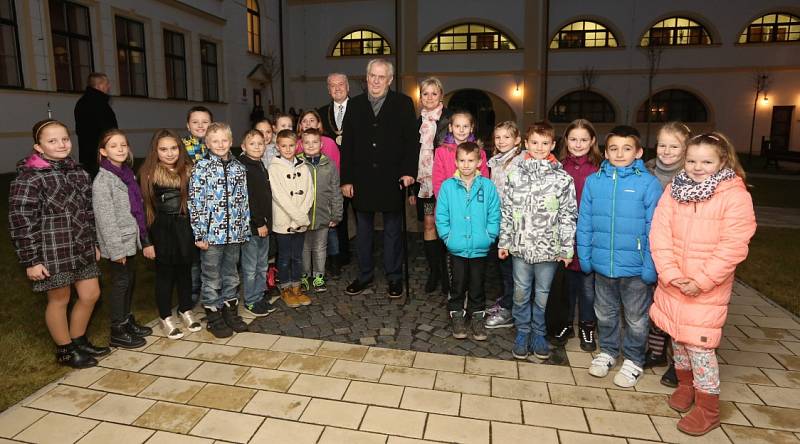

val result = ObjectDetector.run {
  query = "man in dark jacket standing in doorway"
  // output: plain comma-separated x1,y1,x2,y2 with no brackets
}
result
74,72,118,176
340,59,418,297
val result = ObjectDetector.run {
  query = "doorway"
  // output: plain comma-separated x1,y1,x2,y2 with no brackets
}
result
770,106,794,151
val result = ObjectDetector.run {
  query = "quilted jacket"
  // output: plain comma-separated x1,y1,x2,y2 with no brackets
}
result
436,174,500,258
189,154,250,244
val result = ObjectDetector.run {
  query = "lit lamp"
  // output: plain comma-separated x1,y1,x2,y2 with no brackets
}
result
761,93,769,104
512,81,522,97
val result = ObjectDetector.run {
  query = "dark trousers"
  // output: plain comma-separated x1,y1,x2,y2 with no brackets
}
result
335,197,351,260
108,256,136,325
355,210,402,283
155,262,193,319
276,232,305,287
565,269,596,324
448,255,487,314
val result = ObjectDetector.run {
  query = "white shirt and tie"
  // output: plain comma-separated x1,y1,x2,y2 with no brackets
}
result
334,98,348,130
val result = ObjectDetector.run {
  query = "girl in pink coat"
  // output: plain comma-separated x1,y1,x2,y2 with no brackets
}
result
649,132,756,437
431,111,490,197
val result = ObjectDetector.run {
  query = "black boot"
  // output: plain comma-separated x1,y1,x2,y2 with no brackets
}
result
423,240,441,293
56,343,97,368
205,306,233,338
110,320,146,348
438,240,450,296
661,362,678,388
126,314,153,337
578,321,597,352
222,299,249,333
72,335,111,357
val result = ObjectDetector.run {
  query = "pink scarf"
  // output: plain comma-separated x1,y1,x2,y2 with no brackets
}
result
417,103,443,198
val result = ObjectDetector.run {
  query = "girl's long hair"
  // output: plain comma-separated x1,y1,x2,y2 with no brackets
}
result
492,121,522,168
139,129,192,226
559,119,603,166
297,110,325,135
97,128,134,166
687,131,746,181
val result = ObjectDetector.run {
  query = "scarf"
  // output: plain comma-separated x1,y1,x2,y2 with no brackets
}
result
443,132,477,145
368,93,387,116
651,158,683,188
100,158,148,243
670,167,736,203
417,103,443,198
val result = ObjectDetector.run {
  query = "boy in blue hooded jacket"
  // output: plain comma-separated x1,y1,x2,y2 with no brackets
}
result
436,142,500,341
577,125,662,389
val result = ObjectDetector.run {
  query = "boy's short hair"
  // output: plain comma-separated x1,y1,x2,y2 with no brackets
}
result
241,129,264,144
276,129,297,143
186,106,213,122
525,121,555,141
605,125,642,150
301,128,322,140
456,141,481,158
206,122,232,141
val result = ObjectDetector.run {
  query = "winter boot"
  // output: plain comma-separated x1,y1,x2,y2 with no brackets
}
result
55,343,97,368
126,314,153,337
578,321,597,352
292,285,312,306
677,391,720,436
438,240,451,296
72,335,110,357
668,368,695,413
449,310,467,339
222,299,249,333
204,306,233,338
423,240,441,293
661,362,678,387
110,320,146,348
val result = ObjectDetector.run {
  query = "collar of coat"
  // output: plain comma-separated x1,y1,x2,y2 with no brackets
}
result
517,154,564,176
298,153,329,167
598,158,646,178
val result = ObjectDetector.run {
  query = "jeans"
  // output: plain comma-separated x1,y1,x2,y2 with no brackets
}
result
565,269,596,324
512,258,558,337
276,232,305,288
191,260,201,304
355,210,402,283
240,235,269,305
303,228,328,277
594,274,652,367
200,244,241,308
326,227,339,257
155,262,193,319
448,255,487,314
108,256,136,324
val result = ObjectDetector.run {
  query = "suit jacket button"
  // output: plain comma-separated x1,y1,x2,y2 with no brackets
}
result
372,142,377,147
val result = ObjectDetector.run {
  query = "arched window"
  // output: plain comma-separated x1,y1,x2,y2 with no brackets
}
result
550,20,619,49
739,12,800,43
637,89,708,122
549,91,615,123
422,23,517,52
640,17,712,46
247,0,260,54
331,30,391,56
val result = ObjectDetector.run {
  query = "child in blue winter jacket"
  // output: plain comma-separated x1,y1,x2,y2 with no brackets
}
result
577,125,663,388
436,142,500,342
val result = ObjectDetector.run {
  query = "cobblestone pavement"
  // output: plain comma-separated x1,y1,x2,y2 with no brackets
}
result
248,237,570,366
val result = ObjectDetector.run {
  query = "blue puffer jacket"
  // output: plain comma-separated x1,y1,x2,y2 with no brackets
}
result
189,154,251,245
435,174,500,258
577,159,662,283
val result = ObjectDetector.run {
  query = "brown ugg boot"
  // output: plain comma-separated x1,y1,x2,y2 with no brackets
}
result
292,285,312,306
677,391,720,436
668,368,695,413
281,287,300,308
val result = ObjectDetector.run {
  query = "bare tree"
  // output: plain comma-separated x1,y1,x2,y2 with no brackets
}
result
644,46,663,149
748,72,770,161
259,52,282,113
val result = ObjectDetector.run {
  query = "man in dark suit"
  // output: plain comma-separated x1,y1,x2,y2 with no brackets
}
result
340,59,419,297
318,73,351,274
74,72,118,177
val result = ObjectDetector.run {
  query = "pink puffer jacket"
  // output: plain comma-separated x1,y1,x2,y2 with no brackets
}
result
648,176,756,348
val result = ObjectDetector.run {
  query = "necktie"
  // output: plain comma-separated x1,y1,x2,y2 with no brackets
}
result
335,104,344,130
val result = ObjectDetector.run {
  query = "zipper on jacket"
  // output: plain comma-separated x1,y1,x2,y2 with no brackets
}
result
223,161,230,243
610,169,617,277
637,237,644,263
311,165,318,228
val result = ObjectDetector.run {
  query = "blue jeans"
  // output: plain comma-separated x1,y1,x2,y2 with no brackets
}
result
240,235,269,305
512,258,558,337
191,260,201,304
594,274,652,367
355,211,402,283
565,269,596,324
276,232,305,288
200,244,241,308
326,227,339,256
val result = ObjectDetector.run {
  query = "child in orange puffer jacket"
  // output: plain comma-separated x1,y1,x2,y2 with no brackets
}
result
649,132,756,437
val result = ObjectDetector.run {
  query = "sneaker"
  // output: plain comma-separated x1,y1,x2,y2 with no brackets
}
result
512,332,529,359
485,307,513,329
245,299,278,317
312,275,327,293
588,352,616,377
614,359,644,388
531,335,551,360
292,286,312,306
660,362,678,388
300,274,310,291
550,325,574,346
281,287,301,308
179,310,202,332
578,321,597,351
204,306,233,338
345,279,372,295
470,311,488,341
450,310,468,339
222,299,249,333
388,280,403,298
160,316,184,340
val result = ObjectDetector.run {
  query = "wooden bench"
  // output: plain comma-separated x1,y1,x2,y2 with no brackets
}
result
762,137,800,169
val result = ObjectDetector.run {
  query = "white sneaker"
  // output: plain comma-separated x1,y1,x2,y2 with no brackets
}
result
161,316,184,340
588,352,616,377
613,359,644,388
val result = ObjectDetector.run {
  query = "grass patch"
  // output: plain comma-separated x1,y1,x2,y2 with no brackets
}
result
737,227,800,317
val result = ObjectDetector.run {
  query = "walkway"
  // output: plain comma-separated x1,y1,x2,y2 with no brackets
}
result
755,206,800,229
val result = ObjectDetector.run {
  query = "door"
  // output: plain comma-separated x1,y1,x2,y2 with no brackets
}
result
770,106,794,151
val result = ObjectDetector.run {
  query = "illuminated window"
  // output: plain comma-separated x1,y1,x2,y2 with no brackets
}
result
550,20,618,49
549,91,615,123
115,16,147,97
637,89,707,122
739,13,800,43
50,0,93,92
0,0,22,87
640,17,712,46
247,0,260,54
331,30,391,56
422,23,517,52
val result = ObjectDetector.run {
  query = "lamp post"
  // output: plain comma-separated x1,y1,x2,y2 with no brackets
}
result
748,73,769,162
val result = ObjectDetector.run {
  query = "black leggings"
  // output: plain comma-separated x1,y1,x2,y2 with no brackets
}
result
155,262,193,319
108,256,136,325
